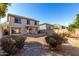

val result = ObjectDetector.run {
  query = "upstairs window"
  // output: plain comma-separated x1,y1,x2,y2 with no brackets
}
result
14,18,21,23
27,20,30,24
62,26,65,29
35,21,37,25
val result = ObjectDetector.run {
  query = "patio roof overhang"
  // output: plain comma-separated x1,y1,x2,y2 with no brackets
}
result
25,25,38,28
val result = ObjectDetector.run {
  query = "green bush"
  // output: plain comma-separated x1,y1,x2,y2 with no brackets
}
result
45,33,67,50
0,35,26,55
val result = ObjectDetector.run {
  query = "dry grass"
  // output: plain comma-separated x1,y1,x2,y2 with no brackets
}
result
15,36,79,56
25,36,48,45
68,38,79,48
25,36,79,48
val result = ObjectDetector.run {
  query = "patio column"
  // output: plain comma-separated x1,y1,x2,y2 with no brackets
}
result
9,27,12,35
0,28,3,39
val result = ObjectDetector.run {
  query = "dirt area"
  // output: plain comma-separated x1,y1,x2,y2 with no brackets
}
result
14,36,79,56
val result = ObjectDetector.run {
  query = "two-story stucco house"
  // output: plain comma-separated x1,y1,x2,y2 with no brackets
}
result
7,13,39,35
52,24,68,34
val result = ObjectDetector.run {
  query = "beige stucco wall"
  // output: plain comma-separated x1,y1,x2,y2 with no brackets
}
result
39,24,51,30
75,29,79,35
46,24,51,30
39,24,46,30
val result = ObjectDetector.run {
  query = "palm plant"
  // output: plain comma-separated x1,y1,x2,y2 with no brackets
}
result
0,3,10,24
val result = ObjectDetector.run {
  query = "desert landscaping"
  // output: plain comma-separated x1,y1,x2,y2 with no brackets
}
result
14,36,79,56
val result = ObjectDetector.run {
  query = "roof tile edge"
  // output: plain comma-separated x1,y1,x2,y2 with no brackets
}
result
8,13,39,22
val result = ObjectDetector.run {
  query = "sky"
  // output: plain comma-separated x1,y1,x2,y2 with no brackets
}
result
2,3,79,26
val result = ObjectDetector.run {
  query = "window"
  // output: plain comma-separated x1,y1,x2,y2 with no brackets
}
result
15,18,21,23
12,28,21,34
27,20,30,24
62,26,65,29
35,21,37,25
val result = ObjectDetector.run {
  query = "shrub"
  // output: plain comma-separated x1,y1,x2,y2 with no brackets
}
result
0,35,26,55
45,33,66,51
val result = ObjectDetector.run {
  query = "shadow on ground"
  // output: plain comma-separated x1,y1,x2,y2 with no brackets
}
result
14,41,79,56
15,42,51,56
60,44,79,56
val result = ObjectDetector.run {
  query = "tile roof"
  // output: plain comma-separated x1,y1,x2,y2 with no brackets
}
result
39,23,52,25
8,13,39,22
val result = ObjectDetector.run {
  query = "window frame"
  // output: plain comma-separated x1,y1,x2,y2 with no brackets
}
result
27,20,30,25
35,21,37,25
14,17,22,24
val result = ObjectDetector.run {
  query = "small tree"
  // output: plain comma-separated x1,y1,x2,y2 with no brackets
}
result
74,14,79,28
68,24,75,32
0,3,10,38
68,14,79,32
